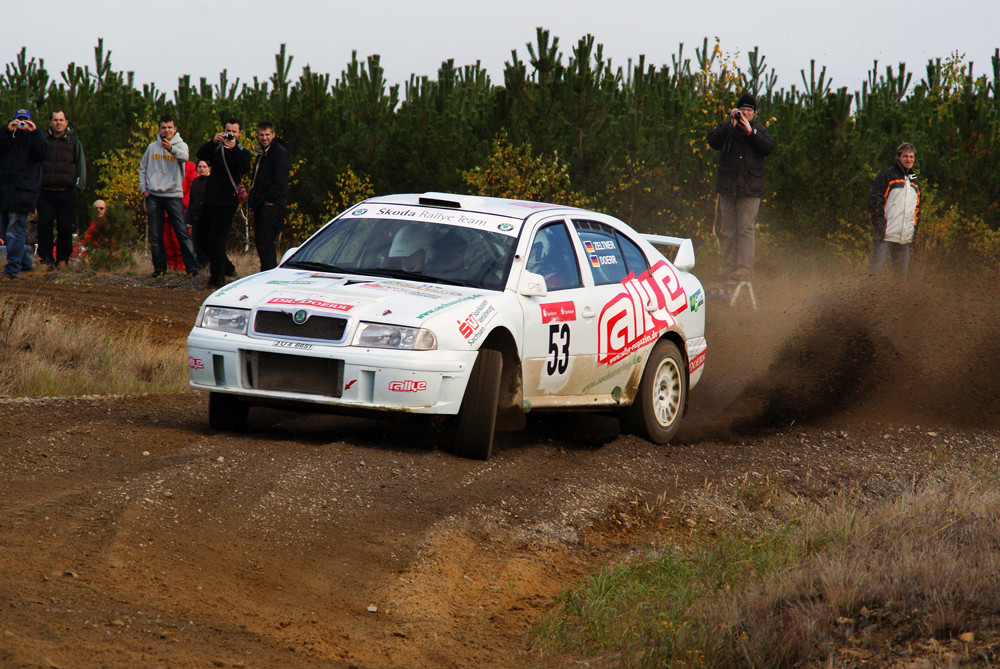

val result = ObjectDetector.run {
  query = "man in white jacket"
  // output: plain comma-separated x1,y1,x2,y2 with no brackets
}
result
138,114,199,277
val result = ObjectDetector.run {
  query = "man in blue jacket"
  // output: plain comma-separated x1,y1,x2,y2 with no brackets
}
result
1,109,50,279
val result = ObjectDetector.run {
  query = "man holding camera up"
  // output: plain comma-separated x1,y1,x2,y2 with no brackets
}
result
248,121,290,272
139,114,199,278
196,118,251,289
707,93,776,281
1,109,49,279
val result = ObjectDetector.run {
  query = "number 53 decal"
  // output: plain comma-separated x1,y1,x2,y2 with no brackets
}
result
547,323,570,375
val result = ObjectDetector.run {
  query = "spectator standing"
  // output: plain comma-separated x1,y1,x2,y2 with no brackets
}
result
248,121,290,271
37,109,86,270
187,159,211,266
196,118,251,288
867,143,919,278
706,93,776,281
138,114,199,278
1,109,49,279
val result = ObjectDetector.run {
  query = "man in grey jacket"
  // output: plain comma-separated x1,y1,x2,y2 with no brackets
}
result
138,114,199,277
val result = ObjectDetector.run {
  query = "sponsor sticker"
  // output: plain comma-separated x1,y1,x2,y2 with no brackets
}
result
187,356,204,370
267,297,355,312
540,301,577,324
388,380,428,392
597,260,688,365
457,299,497,345
689,350,706,373
689,289,704,313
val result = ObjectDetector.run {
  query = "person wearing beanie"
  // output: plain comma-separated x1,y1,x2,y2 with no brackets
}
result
706,93,776,281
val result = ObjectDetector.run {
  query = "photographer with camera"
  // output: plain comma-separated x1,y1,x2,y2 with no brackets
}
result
139,114,200,278
706,93,776,282
196,118,251,289
1,109,50,279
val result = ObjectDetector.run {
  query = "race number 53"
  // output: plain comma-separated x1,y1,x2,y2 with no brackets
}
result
547,323,570,375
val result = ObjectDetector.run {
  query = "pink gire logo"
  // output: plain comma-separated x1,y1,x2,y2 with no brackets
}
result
597,260,687,366
389,380,427,392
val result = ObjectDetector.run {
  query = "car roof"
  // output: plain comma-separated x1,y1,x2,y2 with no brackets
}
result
364,192,587,222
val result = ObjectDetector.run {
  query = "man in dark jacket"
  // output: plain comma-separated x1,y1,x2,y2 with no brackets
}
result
37,109,86,269
1,109,50,279
706,93,776,281
196,118,252,288
248,121,290,272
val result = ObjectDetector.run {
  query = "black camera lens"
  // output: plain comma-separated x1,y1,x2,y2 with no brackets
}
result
223,132,234,141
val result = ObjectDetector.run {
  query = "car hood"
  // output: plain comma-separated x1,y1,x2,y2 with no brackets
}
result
205,269,492,326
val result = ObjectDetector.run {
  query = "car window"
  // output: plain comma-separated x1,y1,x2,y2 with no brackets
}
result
286,217,516,291
573,220,629,285
617,233,649,276
526,222,582,291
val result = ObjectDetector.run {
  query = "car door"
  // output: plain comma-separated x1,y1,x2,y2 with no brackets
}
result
517,219,599,400
572,219,688,396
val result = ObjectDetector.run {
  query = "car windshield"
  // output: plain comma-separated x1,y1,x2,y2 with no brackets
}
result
283,217,518,291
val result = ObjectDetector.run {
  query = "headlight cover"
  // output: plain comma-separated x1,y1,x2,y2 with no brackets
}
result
198,306,250,334
353,322,437,350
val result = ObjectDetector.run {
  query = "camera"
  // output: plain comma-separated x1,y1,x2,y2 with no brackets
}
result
16,120,26,127
160,133,167,140
223,131,235,141
734,110,743,120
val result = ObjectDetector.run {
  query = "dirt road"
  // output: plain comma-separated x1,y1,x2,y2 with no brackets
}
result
2,268,999,668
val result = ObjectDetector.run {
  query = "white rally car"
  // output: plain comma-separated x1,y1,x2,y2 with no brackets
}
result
187,193,707,459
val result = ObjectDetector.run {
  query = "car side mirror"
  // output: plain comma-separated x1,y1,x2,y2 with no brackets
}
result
517,271,548,297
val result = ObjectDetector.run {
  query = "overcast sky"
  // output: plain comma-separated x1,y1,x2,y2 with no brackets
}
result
2,0,997,102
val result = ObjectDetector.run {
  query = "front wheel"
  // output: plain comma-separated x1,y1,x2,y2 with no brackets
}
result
208,392,249,431
453,349,502,460
623,340,686,444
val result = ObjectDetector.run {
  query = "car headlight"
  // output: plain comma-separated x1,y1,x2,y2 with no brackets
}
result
353,322,437,350
198,306,250,334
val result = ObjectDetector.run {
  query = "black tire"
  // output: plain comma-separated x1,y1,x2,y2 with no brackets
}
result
208,392,249,431
454,349,503,460
623,340,686,444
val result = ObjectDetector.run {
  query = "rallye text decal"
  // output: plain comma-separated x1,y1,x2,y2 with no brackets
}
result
388,380,428,392
267,297,355,312
689,350,706,374
348,205,522,237
597,260,687,365
540,301,577,324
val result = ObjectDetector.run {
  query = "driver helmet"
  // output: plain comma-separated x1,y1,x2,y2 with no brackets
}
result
389,225,435,270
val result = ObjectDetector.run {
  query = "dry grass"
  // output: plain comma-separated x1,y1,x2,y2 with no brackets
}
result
534,469,1000,668
0,296,188,397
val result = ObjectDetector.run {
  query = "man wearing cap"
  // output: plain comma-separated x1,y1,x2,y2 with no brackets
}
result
707,93,776,281
0,109,50,279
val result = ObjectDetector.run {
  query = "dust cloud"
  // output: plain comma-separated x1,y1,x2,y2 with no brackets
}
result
680,266,1000,441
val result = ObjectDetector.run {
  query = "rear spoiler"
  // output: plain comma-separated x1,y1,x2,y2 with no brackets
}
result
642,235,696,272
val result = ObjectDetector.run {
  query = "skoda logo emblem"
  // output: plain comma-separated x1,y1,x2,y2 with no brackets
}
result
292,309,309,325
353,208,367,216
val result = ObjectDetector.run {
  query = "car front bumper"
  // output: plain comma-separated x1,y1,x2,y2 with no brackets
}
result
187,329,478,415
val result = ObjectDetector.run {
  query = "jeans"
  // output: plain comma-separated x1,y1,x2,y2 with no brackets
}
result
869,240,910,277
718,194,761,274
3,211,34,276
198,203,238,283
146,195,199,273
253,203,285,271
37,188,77,264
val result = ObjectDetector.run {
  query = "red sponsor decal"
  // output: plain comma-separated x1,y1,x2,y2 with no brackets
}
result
540,301,577,324
688,350,706,374
388,380,427,393
597,260,688,365
187,356,204,370
267,297,355,312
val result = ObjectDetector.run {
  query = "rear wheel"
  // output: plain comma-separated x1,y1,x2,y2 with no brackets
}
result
623,340,686,444
454,349,503,460
208,392,249,431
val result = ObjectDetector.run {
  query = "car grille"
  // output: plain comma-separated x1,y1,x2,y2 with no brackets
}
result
243,350,344,397
253,310,348,342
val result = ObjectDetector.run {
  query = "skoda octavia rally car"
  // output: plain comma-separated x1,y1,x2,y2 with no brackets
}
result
187,193,707,459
